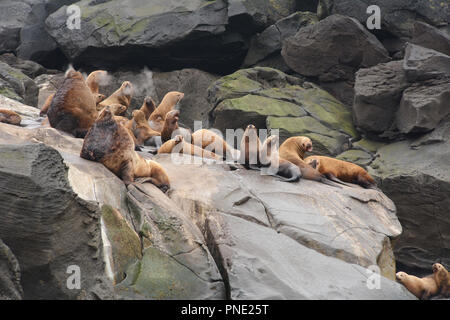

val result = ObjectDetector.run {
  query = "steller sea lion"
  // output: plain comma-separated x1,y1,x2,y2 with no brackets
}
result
161,110,192,143
85,70,109,95
432,263,449,297
149,91,184,132
97,81,133,112
193,128,240,161
0,109,21,126
47,70,98,138
260,135,301,182
158,135,221,160
396,271,439,300
139,96,157,121
279,136,342,188
126,110,161,146
304,155,377,189
239,124,261,169
80,106,170,191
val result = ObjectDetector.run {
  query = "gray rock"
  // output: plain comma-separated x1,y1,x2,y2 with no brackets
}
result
0,239,23,300
396,77,450,134
411,21,450,56
370,123,450,272
34,72,65,111
318,0,449,37
281,14,390,82
0,53,47,79
0,61,39,107
243,12,318,67
403,43,450,82
353,61,409,134
0,1,32,53
0,143,105,299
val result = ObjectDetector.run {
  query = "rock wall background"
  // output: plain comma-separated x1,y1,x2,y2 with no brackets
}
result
0,0,449,299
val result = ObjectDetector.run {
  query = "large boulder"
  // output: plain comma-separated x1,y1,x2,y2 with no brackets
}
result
281,14,390,82
243,12,318,68
208,67,358,156
0,53,48,79
0,61,38,107
370,119,450,273
403,43,450,82
0,1,33,53
318,0,449,37
411,21,450,56
45,0,239,73
353,60,409,135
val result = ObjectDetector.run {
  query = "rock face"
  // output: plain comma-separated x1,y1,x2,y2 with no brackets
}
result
243,12,318,68
371,119,450,272
0,102,415,299
353,43,450,139
208,67,358,156
0,61,38,107
318,0,449,37
0,1,33,54
0,239,23,300
411,21,450,56
281,14,390,82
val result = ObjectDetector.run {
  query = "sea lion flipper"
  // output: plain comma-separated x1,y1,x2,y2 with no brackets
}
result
320,177,343,189
325,173,356,188
120,160,134,186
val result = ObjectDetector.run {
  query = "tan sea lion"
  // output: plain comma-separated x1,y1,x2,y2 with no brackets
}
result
0,109,21,126
126,110,161,146
396,271,439,300
279,136,342,187
191,129,240,161
433,263,449,297
305,155,377,189
139,96,157,121
161,110,192,143
47,70,98,138
239,124,261,169
97,81,133,112
149,91,184,132
85,70,109,94
158,135,221,160
80,107,170,191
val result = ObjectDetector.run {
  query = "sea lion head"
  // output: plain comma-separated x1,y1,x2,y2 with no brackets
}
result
165,110,180,125
66,69,84,80
109,104,127,116
396,271,408,283
94,93,106,104
164,91,185,106
121,81,133,96
97,106,114,122
300,137,313,152
144,96,156,107
174,135,184,144
432,263,445,273
132,109,146,123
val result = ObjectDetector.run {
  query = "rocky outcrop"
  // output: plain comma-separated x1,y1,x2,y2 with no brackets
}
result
411,21,450,56
0,1,33,54
370,118,450,272
281,14,390,82
0,239,23,300
208,67,358,156
318,0,449,37
0,61,38,107
353,44,450,139
0,101,415,299
243,12,318,69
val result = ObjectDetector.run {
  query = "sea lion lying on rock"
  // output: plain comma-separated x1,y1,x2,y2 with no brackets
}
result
0,109,21,126
80,106,170,191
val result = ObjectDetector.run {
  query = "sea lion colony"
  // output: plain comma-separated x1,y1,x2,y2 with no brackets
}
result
5,69,447,299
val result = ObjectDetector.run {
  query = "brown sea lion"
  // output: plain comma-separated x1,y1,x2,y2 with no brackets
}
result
0,109,21,126
97,81,133,112
161,110,192,143
85,70,108,94
433,263,449,297
304,156,377,189
279,136,342,187
396,271,439,300
80,107,170,191
40,93,54,116
260,135,301,182
149,91,184,132
158,135,221,160
47,70,98,138
94,93,106,105
239,124,261,169
126,110,161,146
192,128,240,161
139,96,157,121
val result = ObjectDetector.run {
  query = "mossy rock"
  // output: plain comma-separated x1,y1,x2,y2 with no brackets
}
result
116,247,211,300
267,116,351,156
101,205,142,284
336,149,373,167
353,138,386,154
